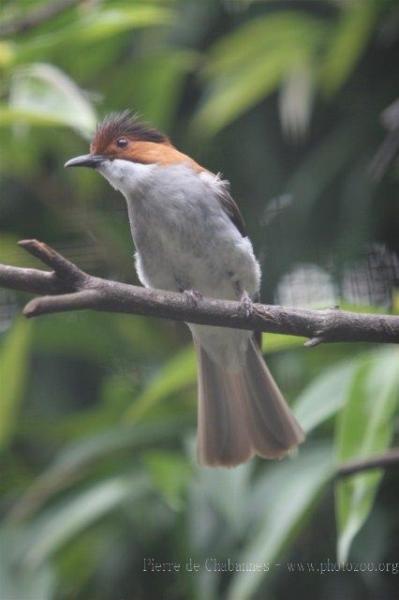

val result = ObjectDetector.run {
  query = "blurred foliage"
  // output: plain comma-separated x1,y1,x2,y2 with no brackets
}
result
0,1,398,599
336,347,399,564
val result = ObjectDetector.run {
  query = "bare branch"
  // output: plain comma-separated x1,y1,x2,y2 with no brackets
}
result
0,265,62,296
337,448,399,478
18,239,88,284
1,239,399,345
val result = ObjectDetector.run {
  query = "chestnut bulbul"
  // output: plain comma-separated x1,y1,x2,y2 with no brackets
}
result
65,111,304,467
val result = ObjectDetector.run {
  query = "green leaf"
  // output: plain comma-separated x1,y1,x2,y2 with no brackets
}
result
227,444,334,600
279,61,314,140
204,12,326,78
22,474,150,568
18,6,173,55
8,63,97,137
143,450,192,510
293,359,359,434
285,117,364,218
70,7,172,43
338,303,393,315
8,418,186,522
33,312,167,365
123,50,199,129
0,40,15,67
190,461,254,539
0,233,40,267
194,12,327,134
0,529,54,600
124,346,197,422
262,332,306,352
394,289,399,314
0,318,32,448
321,2,379,94
335,347,399,562
0,105,71,127
194,49,300,136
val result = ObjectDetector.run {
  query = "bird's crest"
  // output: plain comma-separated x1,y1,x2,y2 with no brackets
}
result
91,111,168,154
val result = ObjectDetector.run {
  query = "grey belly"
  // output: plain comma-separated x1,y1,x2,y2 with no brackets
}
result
129,198,256,300
134,227,237,299
136,243,232,296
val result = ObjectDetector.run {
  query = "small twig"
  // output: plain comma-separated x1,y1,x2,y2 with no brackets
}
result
0,239,399,344
337,448,399,478
0,0,84,37
23,289,101,318
304,336,325,348
0,265,62,296
18,239,87,283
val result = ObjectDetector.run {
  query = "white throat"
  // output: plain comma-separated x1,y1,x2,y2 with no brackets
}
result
97,158,155,198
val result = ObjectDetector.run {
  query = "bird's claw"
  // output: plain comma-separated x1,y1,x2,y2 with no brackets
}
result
183,288,203,308
239,291,254,318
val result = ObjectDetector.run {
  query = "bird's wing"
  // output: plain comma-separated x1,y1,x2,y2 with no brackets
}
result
213,178,262,347
216,185,247,237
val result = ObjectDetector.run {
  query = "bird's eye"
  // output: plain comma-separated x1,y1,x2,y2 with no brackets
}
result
116,137,128,148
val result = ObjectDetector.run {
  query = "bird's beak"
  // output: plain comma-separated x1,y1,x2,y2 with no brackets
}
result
64,154,106,169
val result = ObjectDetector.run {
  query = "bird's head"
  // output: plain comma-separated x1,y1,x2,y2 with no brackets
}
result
65,111,201,194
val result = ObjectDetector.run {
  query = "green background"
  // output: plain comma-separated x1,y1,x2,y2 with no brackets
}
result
0,1,398,599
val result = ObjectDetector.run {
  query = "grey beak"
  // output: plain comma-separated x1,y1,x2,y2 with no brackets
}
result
64,154,106,168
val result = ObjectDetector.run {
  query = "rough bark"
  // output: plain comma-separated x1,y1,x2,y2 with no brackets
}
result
0,240,398,346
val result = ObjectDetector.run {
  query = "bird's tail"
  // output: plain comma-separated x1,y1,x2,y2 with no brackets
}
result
195,337,304,467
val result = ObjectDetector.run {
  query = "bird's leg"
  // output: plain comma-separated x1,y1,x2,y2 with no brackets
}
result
240,290,254,318
234,281,254,318
176,278,204,308
183,288,204,308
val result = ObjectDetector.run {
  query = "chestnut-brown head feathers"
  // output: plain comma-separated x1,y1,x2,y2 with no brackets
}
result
89,110,203,171
91,111,169,155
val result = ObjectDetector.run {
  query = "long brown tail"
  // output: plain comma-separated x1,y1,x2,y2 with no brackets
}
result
196,338,304,467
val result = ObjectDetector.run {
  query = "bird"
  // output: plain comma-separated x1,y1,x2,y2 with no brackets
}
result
65,111,304,467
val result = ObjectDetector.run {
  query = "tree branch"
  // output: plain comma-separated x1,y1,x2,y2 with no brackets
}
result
337,448,399,478
0,239,399,345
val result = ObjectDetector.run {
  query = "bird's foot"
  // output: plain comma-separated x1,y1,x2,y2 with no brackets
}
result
183,288,203,308
239,290,254,318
